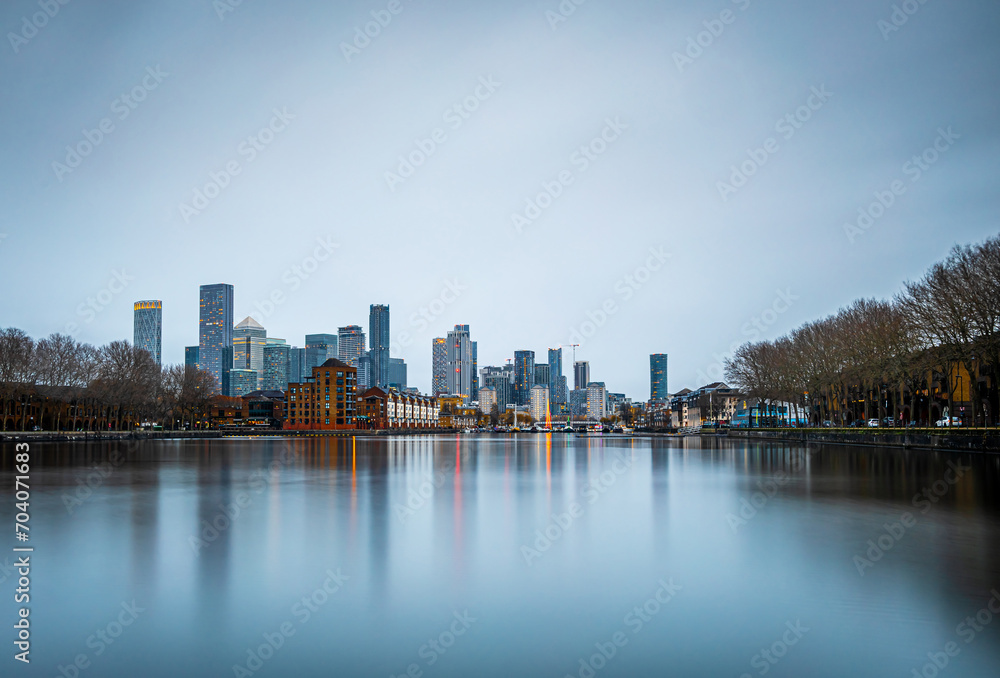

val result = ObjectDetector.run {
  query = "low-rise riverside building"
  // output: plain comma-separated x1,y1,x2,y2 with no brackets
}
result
283,359,357,430
356,387,439,430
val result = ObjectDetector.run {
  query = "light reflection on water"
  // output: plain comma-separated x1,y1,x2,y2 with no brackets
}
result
3,435,1000,677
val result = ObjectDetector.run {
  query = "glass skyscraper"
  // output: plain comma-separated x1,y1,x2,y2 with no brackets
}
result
199,284,234,393
234,316,267,389
650,354,669,402
305,334,338,374
432,337,448,395
446,324,476,400
133,300,162,366
338,325,366,368
389,358,407,389
185,346,199,369
574,361,590,391
369,304,390,388
263,341,290,391
514,350,535,406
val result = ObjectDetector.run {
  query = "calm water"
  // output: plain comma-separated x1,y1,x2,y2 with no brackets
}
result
3,435,1000,677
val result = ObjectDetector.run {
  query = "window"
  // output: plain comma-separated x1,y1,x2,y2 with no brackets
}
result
325,395,330,401
325,418,330,425
337,379,344,386
337,372,344,377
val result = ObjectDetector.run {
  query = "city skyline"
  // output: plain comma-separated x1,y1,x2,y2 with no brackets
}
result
3,1,998,398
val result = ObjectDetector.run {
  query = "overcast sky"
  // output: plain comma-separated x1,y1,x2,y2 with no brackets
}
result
1,0,998,398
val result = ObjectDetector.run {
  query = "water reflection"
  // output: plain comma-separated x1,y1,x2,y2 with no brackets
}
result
3,436,1000,677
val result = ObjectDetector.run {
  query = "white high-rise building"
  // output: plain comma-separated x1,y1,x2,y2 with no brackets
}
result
479,386,497,414
530,384,550,422
586,382,607,420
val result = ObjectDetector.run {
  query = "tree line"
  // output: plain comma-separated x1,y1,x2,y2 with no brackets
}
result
725,234,1000,427
0,329,217,431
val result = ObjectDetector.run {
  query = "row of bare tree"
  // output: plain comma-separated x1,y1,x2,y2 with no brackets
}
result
0,329,217,431
725,234,1000,427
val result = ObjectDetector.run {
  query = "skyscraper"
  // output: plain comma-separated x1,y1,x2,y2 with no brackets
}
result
529,385,550,423
338,325,366,368
534,363,550,386
185,346,199,369
369,304,390,388
199,283,234,393
288,347,305,385
587,381,607,420
263,341,290,391
481,365,513,408
306,334,338,374
650,354,669,402
548,347,567,416
234,316,267,389
574,361,590,391
432,338,448,395
389,358,407,389
133,300,162,366
514,350,535,406
446,324,476,399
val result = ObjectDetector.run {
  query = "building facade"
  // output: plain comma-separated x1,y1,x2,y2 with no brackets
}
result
338,325,366,367
574,361,590,391
514,350,535,406
185,346,199,370
305,334,339,374
234,316,267,389
199,283,234,393
446,324,477,399
650,354,669,403
432,337,448,395
284,359,358,430
481,365,513,408
263,342,290,391
389,357,407,389
529,384,550,422
478,386,497,414
355,387,439,429
587,382,607,420
228,369,258,398
369,304,390,388
133,300,162,366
